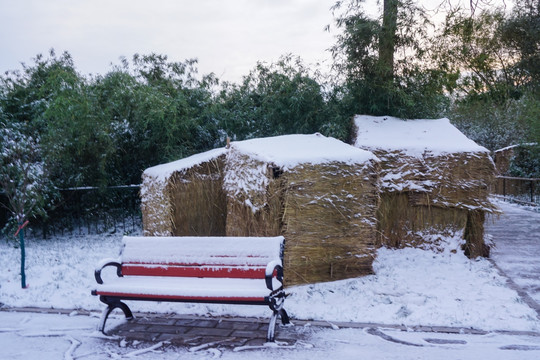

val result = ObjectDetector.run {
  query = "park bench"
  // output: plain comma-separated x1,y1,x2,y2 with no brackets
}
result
91,235,289,342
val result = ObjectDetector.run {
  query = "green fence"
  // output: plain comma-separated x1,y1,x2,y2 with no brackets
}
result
1,185,142,240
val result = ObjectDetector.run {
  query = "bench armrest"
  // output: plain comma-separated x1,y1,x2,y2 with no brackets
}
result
265,260,284,291
95,258,122,284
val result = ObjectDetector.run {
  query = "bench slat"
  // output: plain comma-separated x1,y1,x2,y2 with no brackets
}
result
122,264,267,279
122,258,270,267
95,292,267,304
94,276,273,299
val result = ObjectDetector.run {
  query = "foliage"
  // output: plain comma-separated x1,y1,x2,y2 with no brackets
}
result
0,120,56,236
521,90,540,144
508,144,540,178
215,55,333,140
449,98,530,151
89,56,220,186
433,8,521,102
0,50,77,137
500,0,540,89
436,3,540,159
0,51,222,189
328,0,450,118
1,0,540,208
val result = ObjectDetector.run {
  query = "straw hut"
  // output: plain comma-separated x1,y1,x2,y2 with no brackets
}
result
352,115,496,258
141,134,380,285
224,134,380,285
141,148,227,237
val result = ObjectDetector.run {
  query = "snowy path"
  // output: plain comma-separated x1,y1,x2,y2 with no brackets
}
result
487,201,540,307
1,311,540,360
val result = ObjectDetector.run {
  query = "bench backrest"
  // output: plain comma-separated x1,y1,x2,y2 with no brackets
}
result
120,236,284,279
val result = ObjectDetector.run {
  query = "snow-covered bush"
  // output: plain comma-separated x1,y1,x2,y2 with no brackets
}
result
0,121,56,237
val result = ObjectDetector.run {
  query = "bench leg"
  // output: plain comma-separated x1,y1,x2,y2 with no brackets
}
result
266,308,291,342
266,293,291,342
98,296,134,334
267,311,279,342
266,291,290,342
279,308,290,325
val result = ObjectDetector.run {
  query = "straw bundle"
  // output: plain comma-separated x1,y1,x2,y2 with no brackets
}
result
142,136,381,285
352,115,498,258
376,192,468,247
421,152,495,211
141,173,174,236
494,147,514,175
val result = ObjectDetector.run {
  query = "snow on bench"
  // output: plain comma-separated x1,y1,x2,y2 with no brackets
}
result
91,236,289,341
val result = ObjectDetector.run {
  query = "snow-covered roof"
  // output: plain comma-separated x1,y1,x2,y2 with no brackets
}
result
494,143,538,153
353,115,488,157
143,147,227,182
230,133,377,170
142,134,377,183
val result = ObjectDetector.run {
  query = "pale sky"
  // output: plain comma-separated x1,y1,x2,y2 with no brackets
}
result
0,0,352,83
0,0,511,83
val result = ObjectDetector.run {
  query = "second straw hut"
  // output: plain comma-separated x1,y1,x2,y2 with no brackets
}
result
352,115,496,257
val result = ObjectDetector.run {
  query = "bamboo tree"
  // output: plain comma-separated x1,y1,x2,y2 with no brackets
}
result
379,0,399,83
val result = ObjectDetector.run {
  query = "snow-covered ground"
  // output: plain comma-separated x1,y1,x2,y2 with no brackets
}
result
1,228,538,331
1,200,540,358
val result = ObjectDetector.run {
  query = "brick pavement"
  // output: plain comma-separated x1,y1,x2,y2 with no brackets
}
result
109,313,304,348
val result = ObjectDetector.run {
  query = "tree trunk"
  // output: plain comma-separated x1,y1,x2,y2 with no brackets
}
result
379,0,399,83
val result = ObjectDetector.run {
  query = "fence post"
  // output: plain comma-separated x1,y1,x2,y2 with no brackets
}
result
16,220,29,288
531,180,535,203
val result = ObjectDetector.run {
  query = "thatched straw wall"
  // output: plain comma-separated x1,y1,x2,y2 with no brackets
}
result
368,149,495,258
382,151,495,209
494,147,514,175
141,174,174,236
141,150,226,236
281,162,379,285
493,143,538,176
376,192,468,248
224,150,284,237
142,136,380,285
169,155,227,236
